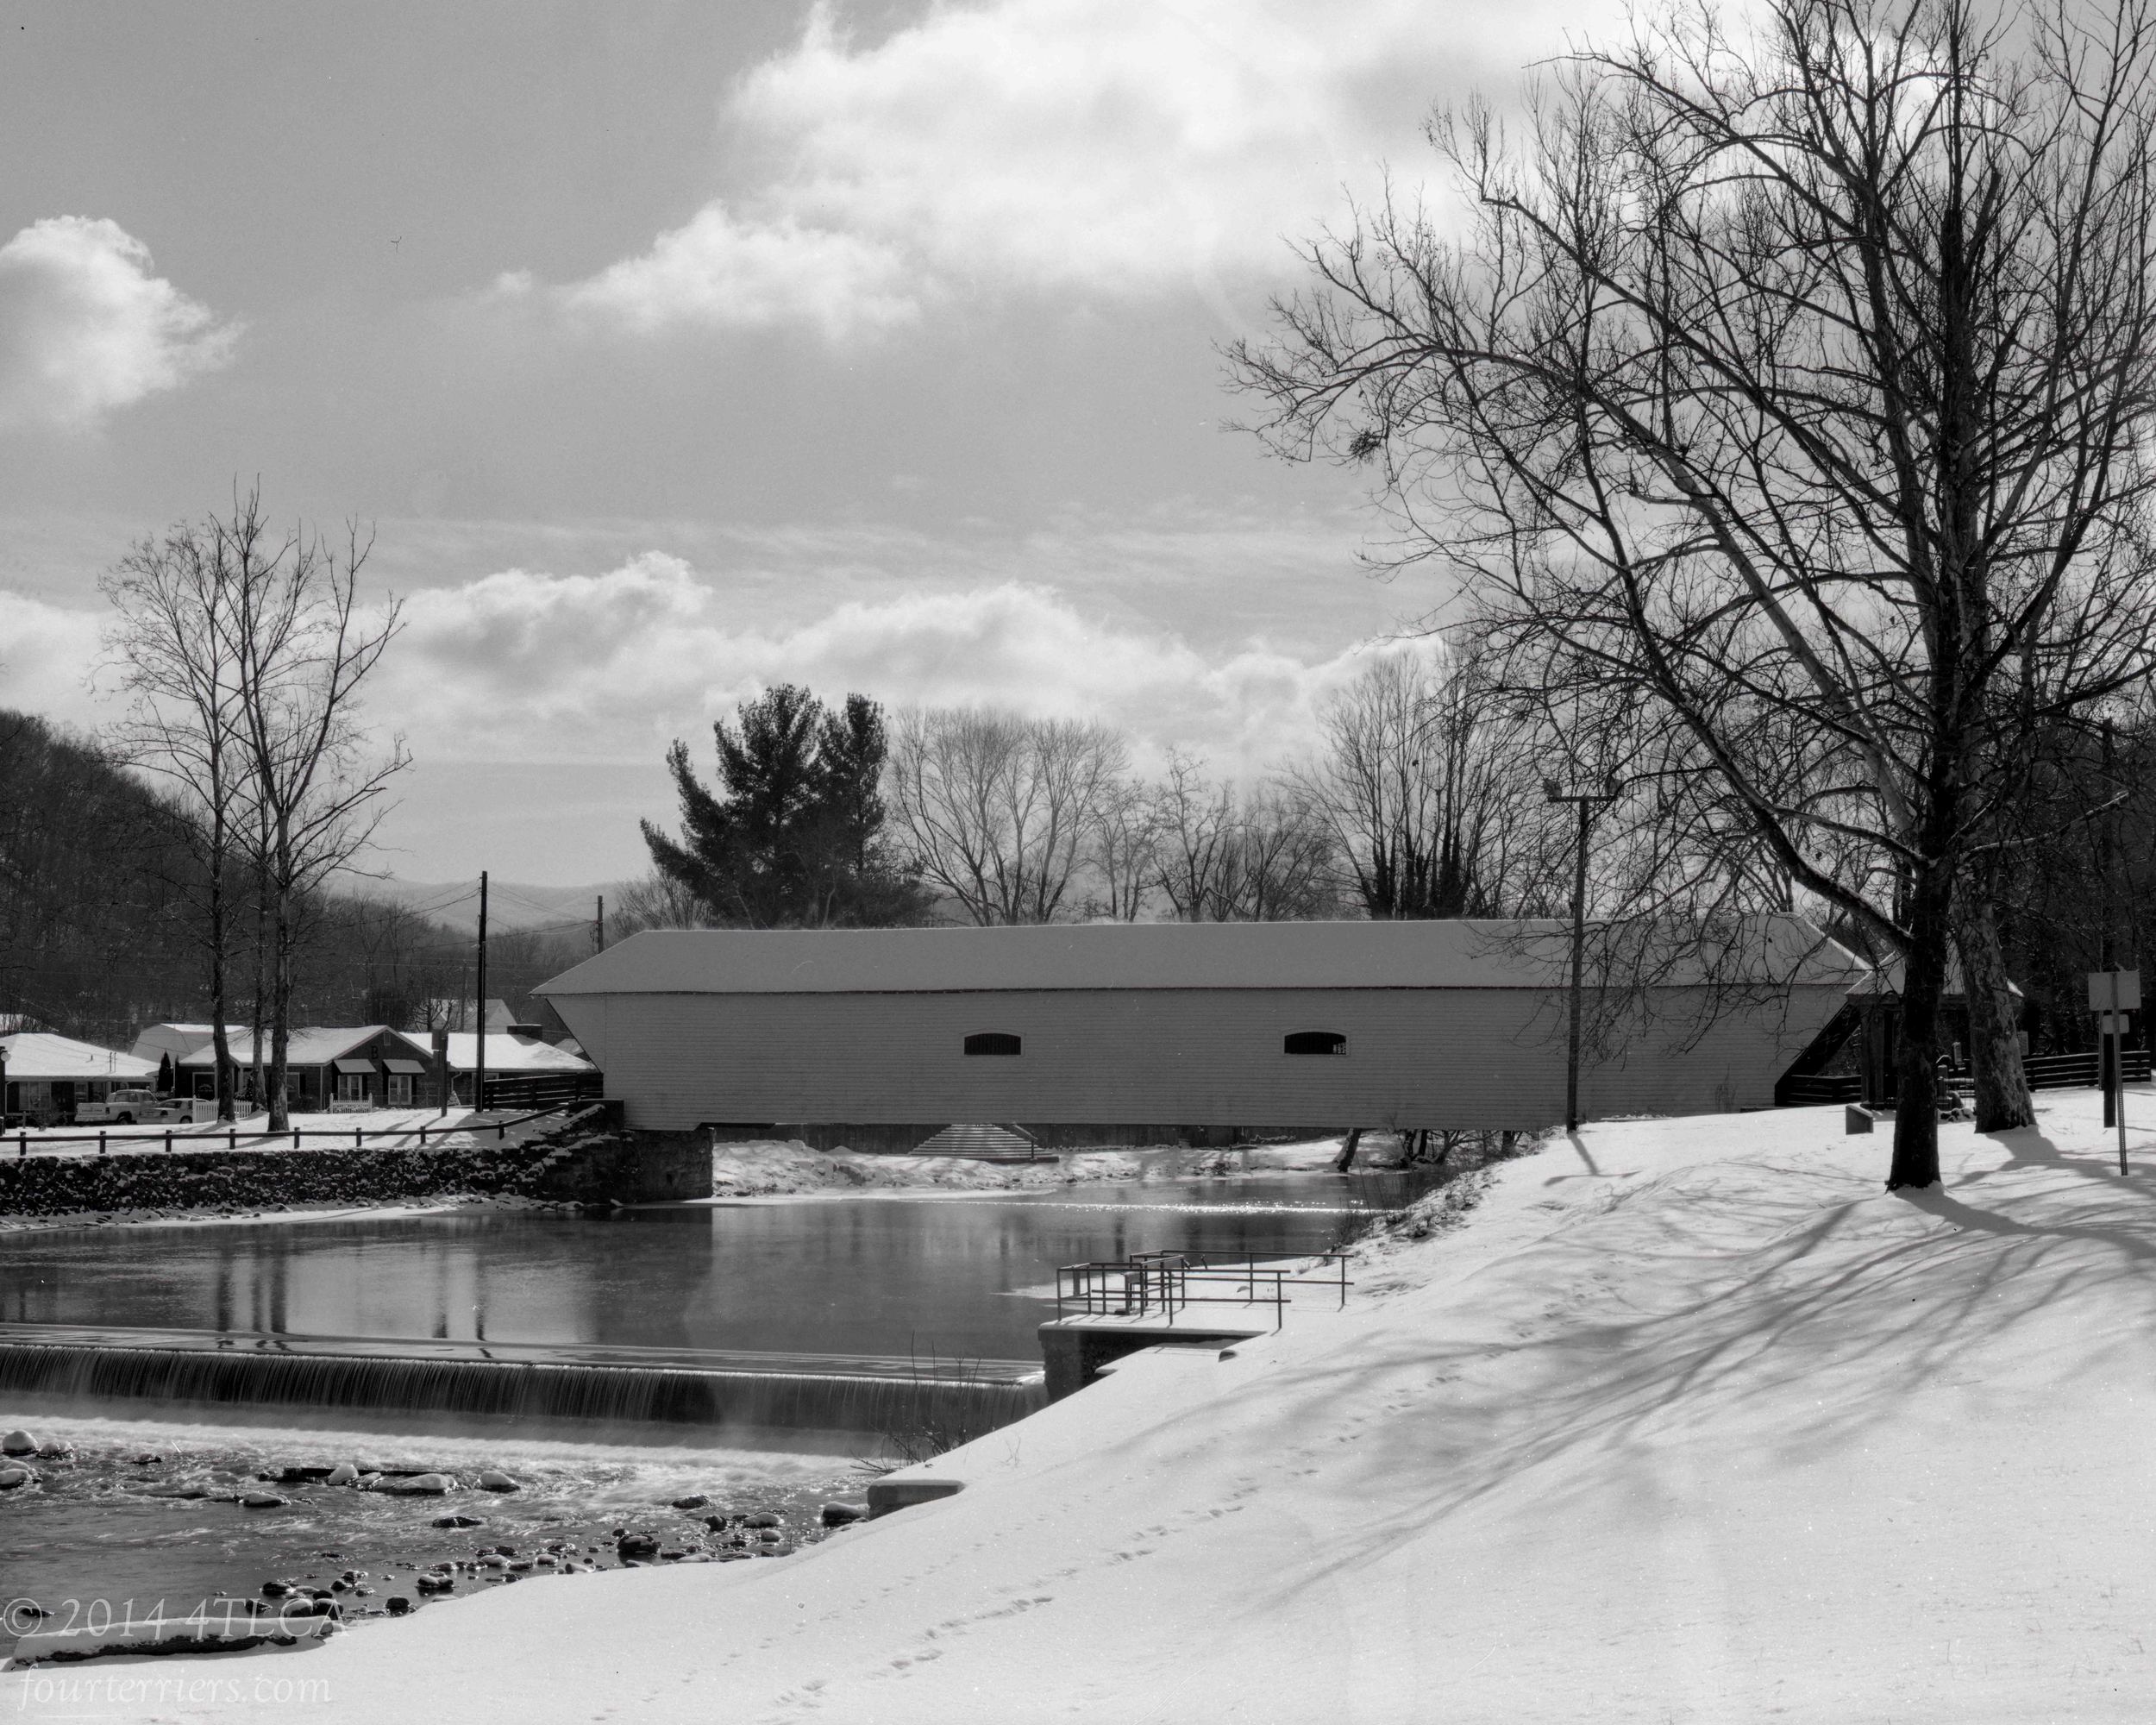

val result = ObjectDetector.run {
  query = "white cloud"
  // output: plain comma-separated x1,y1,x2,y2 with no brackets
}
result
557,203,918,339
0,217,237,430
0,590,106,725
546,0,1620,337
383,552,1382,777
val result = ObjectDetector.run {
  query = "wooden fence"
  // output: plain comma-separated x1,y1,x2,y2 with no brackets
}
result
1777,1048,2151,1107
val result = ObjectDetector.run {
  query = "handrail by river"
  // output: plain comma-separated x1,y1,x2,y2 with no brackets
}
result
1054,1248,1352,1331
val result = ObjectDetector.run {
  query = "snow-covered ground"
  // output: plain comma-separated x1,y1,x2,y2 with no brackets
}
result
707,1133,1395,1196
21,1090,2156,1722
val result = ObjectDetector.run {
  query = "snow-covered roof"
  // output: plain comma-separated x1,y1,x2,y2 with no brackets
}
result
1,1032,159,1083
177,1026,423,1068
130,1024,248,1062
436,1032,592,1076
537,916,1872,998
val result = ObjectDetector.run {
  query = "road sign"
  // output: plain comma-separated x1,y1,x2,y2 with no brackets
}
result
2096,1013,2134,1037
2088,969,2142,1011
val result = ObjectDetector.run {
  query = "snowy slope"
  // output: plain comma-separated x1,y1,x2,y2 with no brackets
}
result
56,1091,2156,1723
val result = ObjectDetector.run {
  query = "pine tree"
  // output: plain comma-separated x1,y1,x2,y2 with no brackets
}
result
642,685,925,926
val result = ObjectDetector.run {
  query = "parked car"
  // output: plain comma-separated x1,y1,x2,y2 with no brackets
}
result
73,1088,199,1126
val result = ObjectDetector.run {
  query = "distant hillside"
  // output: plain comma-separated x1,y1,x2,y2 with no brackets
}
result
354,878,625,938
0,710,545,1045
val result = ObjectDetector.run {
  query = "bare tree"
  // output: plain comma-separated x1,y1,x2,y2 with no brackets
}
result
223,498,407,1130
1296,649,1549,918
1083,778,1163,921
887,708,1128,924
1150,754,1338,920
609,869,725,938
99,517,252,1120
1232,0,2156,1185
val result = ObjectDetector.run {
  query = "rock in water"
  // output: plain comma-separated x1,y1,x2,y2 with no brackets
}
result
616,1533,661,1560
385,1596,412,1615
670,1494,709,1509
324,1462,360,1485
744,1510,782,1529
819,1501,868,1527
34,1439,72,1459
379,1472,455,1495
432,1514,484,1528
475,1470,521,1492
0,1430,38,1457
0,1465,33,1490
241,1491,289,1509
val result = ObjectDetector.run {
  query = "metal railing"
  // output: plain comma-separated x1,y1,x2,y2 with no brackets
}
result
8,1098,601,1161
1054,1249,1352,1331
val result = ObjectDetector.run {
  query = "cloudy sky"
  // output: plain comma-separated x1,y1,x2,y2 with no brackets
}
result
0,0,1601,885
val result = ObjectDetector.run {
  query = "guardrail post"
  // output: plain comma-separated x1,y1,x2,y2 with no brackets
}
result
97,1131,107,1156
163,1131,172,1154
291,1128,300,1150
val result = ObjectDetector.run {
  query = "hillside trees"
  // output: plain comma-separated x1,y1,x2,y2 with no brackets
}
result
642,684,926,926
1232,0,2156,1186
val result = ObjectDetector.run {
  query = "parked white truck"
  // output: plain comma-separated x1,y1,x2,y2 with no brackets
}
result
72,1089,209,1126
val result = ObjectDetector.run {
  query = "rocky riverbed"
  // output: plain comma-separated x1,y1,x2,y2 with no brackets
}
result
0,1415,863,1661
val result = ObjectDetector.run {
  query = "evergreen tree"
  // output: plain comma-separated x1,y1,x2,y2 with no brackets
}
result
642,685,925,926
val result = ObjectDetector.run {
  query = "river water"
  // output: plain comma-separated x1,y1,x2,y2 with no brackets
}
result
0,1170,1433,1655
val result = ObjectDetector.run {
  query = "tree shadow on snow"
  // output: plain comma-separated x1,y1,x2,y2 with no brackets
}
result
1192,1145,2156,1608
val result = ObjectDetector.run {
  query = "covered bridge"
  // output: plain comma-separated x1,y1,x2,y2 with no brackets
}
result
535,916,1871,1145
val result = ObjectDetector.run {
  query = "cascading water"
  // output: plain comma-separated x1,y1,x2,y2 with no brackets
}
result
0,1325,1044,1448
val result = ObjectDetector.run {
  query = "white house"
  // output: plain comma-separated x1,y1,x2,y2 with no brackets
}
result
2,1032,159,1123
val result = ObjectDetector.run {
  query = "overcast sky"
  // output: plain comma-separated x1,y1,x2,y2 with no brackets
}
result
0,0,1607,885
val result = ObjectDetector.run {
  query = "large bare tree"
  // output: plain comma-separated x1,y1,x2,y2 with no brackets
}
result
100,516,253,1119
1233,0,2156,1186
223,498,407,1130
887,708,1127,925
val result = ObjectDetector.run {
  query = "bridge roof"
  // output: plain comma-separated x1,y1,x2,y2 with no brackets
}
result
536,915,1871,998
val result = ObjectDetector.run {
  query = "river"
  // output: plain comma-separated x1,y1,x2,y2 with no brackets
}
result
0,1169,1433,1654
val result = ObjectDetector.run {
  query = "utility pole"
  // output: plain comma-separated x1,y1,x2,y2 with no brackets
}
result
1545,775,1620,1133
474,870,489,1116
2103,720,2118,1128
594,894,605,955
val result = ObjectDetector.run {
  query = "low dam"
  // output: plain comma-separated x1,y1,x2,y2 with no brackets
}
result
0,1322,1044,1450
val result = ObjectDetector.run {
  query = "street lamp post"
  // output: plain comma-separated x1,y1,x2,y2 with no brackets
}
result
1545,775,1621,1133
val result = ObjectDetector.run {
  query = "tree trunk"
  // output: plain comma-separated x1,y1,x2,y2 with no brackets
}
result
1888,869,1952,1189
1955,890,2034,1133
208,840,234,1123
265,862,293,1133
1333,1127,1362,1172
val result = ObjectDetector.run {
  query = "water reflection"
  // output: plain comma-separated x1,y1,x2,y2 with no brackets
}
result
0,1172,1433,1363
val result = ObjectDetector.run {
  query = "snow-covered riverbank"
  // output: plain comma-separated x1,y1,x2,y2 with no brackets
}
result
26,1091,2156,1722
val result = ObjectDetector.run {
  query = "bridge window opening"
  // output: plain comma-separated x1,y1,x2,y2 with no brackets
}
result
963,1032,1023,1057
1283,1031,1348,1057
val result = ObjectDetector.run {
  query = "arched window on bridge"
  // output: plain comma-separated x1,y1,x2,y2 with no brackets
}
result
1282,1031,1348,1056
963,1032,1023,1057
